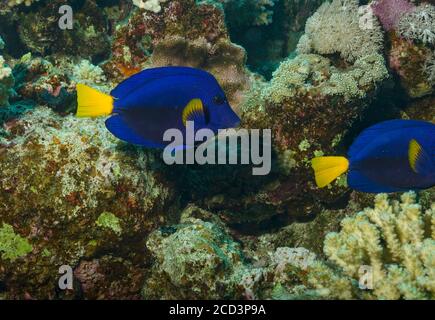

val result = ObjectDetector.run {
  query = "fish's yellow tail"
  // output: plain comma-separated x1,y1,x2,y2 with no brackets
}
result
76,84,114,118
311,156,349,188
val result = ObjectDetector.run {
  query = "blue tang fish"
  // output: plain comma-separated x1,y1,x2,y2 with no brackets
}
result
76,66,241,148
311,120,435,193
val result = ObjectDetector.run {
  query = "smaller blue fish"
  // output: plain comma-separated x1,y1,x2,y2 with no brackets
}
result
76,66,240,149
311,119,435,193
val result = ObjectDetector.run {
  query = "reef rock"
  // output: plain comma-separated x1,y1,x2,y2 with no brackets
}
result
0,107,177,299
142,205,252,299
103,0,250,110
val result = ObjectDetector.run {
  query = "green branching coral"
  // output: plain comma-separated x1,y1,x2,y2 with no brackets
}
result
297,0,384,62
96,212,122,235
0,223,33,261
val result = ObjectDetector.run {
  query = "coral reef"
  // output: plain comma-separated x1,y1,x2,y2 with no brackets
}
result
0,0,433,301
13,0,110,59
237,192,435,300
388,32,434,98
0,107,177,298
103,0,250,109
142,205,250,299
74,255,145,299
324,192,435,299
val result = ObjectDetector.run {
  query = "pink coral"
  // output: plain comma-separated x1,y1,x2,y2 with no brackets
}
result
372,0,415,31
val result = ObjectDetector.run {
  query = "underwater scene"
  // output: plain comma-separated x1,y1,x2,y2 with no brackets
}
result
0,0,434,301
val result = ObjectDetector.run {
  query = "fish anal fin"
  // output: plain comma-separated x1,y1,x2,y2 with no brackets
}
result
105,115,163,148
348,170,403,193
311,156,349,188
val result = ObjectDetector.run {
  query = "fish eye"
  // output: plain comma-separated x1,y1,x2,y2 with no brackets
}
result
213,95,226,105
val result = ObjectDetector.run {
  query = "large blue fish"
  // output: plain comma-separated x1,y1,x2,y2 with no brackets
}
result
311,120,435,193
76,66,240,148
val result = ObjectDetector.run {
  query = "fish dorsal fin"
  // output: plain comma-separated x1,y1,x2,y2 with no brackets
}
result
182,99,206,126
348,120,435,159
111,67,215,100
409,139,433,174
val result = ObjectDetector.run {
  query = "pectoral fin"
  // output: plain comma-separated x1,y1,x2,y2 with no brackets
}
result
182,99,206,126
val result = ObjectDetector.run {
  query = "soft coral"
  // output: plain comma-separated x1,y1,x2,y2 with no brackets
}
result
371,0,415,31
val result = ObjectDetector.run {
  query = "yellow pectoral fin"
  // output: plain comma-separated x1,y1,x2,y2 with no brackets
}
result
76,84,114,118
182,99,204,126
409,139,422,173
311,156,349,188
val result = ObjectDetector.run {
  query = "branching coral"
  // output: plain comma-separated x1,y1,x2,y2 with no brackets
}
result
398,3,435,45
324,192,435,299
298,0,384,63
132,0,168,13
261,192,435,300
263,53,388,104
